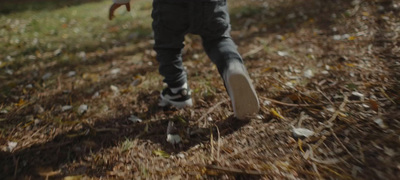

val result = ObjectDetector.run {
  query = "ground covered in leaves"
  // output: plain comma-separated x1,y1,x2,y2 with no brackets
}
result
1,0,399,179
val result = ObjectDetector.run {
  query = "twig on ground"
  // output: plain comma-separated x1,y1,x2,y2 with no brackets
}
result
356,140,365,163
380,88,396,104
214,124,221,162
261,96,326,107
318,164,352,179
330,128,363,164
327,96,348,124
199,99,229,128
242,46,264,58
317,88,334,106
308,96,348,141
260,96,364,107
312,163,322,180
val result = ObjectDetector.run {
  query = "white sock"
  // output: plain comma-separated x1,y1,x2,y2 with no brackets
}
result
170,82,188,93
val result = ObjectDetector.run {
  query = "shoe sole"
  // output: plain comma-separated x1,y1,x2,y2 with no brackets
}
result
159,95,193,109
227,73,259,119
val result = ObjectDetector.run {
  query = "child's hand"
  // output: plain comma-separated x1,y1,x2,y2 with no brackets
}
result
109,3,130,20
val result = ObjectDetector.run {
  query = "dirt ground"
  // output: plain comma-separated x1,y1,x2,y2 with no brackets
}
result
0,0,399,179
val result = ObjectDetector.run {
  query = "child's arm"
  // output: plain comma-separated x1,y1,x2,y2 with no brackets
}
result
109,0,131,20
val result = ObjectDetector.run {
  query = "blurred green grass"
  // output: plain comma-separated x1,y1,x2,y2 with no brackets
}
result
0,0,153,69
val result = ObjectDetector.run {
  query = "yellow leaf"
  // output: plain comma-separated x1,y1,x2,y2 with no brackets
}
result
348,36,356,40
345,63,356,67
0,61,7,68
270,108,285,120
176,116,187,124
82,73,100,82
205,169,219,176
120,88,131,93
298,139,304,153
362,12,369,16
262,67,272,72
338,112,348,118
64,175,83,180
16,99,26,107
153,149,170,158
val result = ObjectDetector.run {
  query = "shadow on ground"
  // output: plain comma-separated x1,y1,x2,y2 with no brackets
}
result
0,100,250,178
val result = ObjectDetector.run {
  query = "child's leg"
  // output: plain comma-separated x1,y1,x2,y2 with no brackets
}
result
198,1,242,75
152,2,188,88
152,2,192,108
197,1,260,118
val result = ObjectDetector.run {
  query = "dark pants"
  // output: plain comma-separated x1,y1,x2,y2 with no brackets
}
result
152,0,243,88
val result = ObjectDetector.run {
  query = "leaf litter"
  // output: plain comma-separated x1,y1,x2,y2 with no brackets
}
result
0,0,399,179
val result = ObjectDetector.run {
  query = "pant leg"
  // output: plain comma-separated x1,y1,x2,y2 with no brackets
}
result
152,2,189,88
197,1,243,75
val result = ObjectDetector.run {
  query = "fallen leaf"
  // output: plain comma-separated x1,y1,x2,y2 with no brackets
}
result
54,49,62,56
131,75,142,86
373,117,387,129
271,108,286,120
82,73,99,82
78,104,88,115
348,36,356,40
110,68,121,75
67,71,76,77
15,99,27,107
171,175,182,180
153,149,170,158
167,134,181,144
26,84,33,89
5,69,13,75
345,63,356,67
42,72,52,80
0,61,6,68
37,167,61,177
262,67,272,72
384,147,396,157
304,69,313,78
0,109,8,114
62,105,73,112
7,141,17,151
362,12,370,16
292,127,315,138
176,116,187,124
369,100,379,111
277,51,289,57
333,35,342,40
110,85,120,95
34,104,44,114
64,175,83,180
128,115,142,123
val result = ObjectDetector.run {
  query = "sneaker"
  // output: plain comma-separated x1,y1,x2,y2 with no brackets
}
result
223,61,260,119
159,87,193,108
